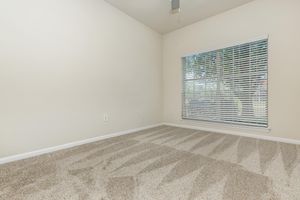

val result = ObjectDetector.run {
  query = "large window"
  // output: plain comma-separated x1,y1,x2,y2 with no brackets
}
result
182,39,268,127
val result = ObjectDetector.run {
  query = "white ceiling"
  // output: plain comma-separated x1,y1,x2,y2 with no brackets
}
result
105,0,255,34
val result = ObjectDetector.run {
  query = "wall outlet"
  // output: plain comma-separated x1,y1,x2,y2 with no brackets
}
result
103,113,109,122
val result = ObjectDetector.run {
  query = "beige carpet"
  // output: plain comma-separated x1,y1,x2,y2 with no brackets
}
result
1,125,300,200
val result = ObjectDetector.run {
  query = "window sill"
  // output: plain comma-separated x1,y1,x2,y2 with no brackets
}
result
180,118,271,134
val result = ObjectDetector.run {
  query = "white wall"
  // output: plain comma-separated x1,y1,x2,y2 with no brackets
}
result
0,0,162,157
163,0,300,140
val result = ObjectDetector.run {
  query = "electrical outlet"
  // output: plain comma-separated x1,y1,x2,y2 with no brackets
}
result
103,114,109,122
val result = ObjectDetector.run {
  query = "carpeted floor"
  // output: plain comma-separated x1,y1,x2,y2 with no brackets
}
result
1,126,300,200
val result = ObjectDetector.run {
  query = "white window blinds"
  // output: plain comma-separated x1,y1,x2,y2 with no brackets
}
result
182,39,268,127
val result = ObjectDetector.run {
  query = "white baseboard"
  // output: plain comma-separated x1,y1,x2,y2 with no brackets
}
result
163,122,300,145
0,123,163,165
2,122,299,165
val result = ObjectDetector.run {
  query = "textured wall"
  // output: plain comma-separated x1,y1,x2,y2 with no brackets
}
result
0,0,162,157
163,0,300,140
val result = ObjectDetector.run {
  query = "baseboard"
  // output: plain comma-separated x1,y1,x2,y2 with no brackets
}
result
163,122,300,145
2,122,298,165
0,123,163,165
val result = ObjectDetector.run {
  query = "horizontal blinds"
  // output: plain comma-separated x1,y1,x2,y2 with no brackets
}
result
182,39,268,127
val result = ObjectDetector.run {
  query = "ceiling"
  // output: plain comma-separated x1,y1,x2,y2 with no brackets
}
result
105,0,255,34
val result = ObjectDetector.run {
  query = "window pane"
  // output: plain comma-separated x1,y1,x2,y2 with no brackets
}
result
182,39,268,127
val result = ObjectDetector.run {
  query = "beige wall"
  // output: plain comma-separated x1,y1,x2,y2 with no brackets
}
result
0,0,162,157
163,0,300,140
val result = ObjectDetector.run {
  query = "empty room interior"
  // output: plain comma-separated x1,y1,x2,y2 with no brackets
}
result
1,0,300,199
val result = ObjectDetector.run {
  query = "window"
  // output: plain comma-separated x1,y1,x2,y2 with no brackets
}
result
182,39,268,127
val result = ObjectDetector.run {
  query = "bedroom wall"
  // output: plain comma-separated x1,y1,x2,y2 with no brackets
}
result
0,0,162,157
163,0,300,140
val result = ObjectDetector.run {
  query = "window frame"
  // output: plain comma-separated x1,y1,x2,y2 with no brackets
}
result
181,37,269,128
